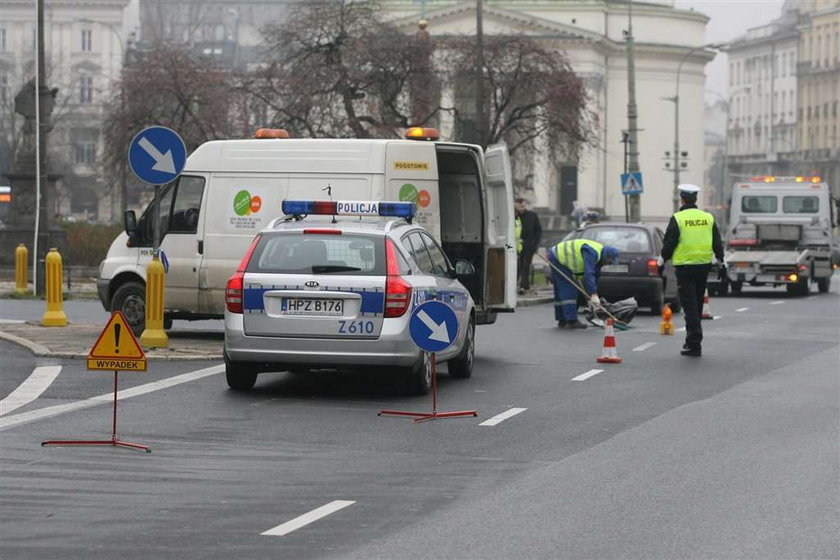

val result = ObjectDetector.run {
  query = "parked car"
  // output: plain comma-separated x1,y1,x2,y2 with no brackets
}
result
563,222,680,313
223,200,477,395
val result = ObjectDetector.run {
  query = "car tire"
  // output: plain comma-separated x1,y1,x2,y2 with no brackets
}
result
718,277,729,297
787,275,809,297
163,314,173,330
817,275,831,293
111,281,146,336
448,317,475,379
224,350,258,390
650,288,664,315
730,281,743,295
406,351,432,395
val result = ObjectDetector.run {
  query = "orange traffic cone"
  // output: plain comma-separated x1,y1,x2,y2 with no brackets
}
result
701,289,713,320
596,318,623,364
660,303,674,335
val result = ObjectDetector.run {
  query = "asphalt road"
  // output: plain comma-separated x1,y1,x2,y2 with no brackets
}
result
1,282,838,559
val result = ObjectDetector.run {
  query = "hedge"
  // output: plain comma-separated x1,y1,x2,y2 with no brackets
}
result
61,221,124,267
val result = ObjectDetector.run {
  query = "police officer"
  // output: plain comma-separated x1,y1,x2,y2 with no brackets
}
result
659,184,724,356
548,238,620,329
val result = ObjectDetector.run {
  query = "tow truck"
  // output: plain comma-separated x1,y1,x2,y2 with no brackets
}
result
719,176,836,296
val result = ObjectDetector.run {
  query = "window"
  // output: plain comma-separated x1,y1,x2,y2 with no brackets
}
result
81,29,92,52
741,196,777,213
406,232,435,275
79,75,93,103
74,142,96,166
580,226,653,253
0,27,6,52
0,72,8,105
168,176,205,233
783,196,819,214
420,233,452,277
249,233,384,275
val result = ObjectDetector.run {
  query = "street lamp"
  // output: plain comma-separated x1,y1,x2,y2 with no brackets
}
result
666,42,726,212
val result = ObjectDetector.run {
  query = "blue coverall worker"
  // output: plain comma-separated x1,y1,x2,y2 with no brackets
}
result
547,239,620,329
659,184,725,356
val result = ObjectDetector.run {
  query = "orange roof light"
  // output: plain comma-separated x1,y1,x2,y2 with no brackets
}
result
254,128,290,139
405,127,439,141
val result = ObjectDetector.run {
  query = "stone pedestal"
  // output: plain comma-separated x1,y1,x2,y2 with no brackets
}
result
0,172,66,269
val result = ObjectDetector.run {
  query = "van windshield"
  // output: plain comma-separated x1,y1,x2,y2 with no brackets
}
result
247,233,385,275
741,196,777,213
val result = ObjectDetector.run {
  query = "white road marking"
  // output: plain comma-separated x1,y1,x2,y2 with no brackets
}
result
0,319,25,324
0,366,62,416
736,307,749,312
712,315,723,320
572,369,603,381
632,342,656,352
0,364,224,432
262,500,355,537
769,300,785,305
676,326,686,332
479,407,527,426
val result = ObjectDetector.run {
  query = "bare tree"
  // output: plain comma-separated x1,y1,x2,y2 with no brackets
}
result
245,0,443,139
444,34,596,159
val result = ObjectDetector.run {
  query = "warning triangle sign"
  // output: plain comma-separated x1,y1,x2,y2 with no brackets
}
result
89,311,146,360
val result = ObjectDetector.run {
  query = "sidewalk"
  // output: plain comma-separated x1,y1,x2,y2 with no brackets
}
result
0,287,552,361
0,321,223,361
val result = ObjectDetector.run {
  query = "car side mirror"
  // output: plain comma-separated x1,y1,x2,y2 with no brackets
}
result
124,210,137,234
454,259,476,277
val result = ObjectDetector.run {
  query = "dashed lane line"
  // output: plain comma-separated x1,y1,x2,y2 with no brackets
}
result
0,366,62,416
262,501,356,537
572,369,603,381
632,342,656,352
769,300,785,305
479,407,527,426
0,364,224,432
736,307,749,312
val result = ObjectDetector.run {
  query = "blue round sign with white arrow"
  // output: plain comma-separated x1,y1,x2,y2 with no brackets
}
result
128,126,187,185
409,300,459,353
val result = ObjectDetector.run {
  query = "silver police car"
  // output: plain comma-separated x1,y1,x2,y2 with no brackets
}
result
223,200,476,394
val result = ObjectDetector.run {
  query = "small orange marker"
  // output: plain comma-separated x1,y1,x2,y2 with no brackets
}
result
659,303,674,335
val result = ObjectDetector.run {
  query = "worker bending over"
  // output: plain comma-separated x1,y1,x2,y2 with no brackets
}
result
547,239,620,330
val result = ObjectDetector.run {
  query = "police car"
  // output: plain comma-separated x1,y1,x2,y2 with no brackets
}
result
223,200,476,394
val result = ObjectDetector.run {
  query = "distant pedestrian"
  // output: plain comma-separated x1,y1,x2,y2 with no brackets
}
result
659,184,725,356
547,239,619,329
515,197,542,294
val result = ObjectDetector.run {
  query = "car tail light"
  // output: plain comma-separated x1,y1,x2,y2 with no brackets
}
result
225,235,260,314
384,239,412,318
647,259,659,276
729,238,758,247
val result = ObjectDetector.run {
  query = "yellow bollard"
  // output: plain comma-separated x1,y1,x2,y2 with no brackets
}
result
15,244,28,293
140,256,168,348
42,248,68,327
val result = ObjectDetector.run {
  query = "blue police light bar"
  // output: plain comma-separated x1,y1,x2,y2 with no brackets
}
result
282,200,415,219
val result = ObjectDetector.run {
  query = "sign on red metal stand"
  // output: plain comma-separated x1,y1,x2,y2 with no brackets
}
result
379,301,476,423
42,311,151,453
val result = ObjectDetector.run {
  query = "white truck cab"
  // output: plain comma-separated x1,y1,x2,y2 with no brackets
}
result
98,128,517,334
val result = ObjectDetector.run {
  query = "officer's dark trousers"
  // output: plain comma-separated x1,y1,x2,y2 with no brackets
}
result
676,264,711,350
518,248,535,291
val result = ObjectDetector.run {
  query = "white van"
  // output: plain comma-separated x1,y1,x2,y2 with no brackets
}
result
98,128,517,334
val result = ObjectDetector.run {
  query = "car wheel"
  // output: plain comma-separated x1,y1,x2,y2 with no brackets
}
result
406,351,432,395
730,281,743,295
111,281,146,336
786,275,809,297
163,314,173,330
817,275,831,293
448,317,474,379
718,277,729,297
650,288,664,315
224,350,258,390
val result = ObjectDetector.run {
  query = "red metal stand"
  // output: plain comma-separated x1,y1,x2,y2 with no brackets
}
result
379,353,477,423
42,371,151,453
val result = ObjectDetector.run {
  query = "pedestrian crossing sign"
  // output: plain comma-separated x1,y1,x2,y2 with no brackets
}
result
621,172,644,195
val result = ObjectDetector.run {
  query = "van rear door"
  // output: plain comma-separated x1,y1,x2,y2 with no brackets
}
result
482,144,516,310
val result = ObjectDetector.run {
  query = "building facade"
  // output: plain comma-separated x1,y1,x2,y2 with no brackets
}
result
0,0,131,222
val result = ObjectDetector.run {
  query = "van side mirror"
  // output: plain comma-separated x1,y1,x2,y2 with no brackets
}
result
124,210,137,235
454,259,476,277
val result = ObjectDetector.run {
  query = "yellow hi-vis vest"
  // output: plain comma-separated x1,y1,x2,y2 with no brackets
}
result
515,216,523,254
554,239,604,274
672,208,714,265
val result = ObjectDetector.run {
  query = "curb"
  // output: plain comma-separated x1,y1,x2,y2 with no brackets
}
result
0,330,222,361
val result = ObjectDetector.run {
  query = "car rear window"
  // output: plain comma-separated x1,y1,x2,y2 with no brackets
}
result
580,227,652,253
247,233,385,275
741,195,777,213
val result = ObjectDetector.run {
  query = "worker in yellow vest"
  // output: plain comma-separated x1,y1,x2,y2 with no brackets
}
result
548,238,620,329
659,184,725,356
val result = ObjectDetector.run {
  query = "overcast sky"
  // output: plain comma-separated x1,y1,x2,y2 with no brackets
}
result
674,0,786,98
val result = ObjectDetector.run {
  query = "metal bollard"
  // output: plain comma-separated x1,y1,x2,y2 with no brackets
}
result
140,256,168,348
41,248,68,327
15,244,28,293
